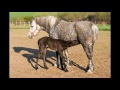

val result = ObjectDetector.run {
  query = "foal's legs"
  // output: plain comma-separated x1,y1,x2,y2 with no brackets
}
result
55,50,70,67
55,49,71,67
42,48,48,69
35,52,41,70
56,51,64,70
35,48,48,70
58,50,68,72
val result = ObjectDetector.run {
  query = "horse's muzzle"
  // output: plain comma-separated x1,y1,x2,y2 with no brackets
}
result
28,32,33,39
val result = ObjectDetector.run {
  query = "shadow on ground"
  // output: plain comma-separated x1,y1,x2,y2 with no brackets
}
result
13,47,56,69
13,47,86,72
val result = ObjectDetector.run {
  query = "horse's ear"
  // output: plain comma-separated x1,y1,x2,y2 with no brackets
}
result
55,19,60,26
30,20,32,24
35,17,40,25
30,18,35,25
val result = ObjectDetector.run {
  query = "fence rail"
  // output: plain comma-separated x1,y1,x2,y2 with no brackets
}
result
9,20,110,30
10,21,30,29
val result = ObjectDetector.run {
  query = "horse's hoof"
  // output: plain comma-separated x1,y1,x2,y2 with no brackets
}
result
54,63,57,67
86,69,93,74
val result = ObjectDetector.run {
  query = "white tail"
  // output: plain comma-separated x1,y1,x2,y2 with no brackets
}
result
92,24,99,42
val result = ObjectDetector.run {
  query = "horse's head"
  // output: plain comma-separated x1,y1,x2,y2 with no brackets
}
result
28,16,58,39
28,19,41,39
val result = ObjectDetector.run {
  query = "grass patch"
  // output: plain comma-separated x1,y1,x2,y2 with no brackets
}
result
10,12,58,20
97,24,111,31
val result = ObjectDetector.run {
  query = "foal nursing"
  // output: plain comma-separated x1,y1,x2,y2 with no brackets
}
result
35,37,79,72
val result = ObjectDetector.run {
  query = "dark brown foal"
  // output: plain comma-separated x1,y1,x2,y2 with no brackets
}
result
35,37,80,72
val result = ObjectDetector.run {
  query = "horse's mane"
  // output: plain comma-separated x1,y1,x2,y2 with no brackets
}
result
34,16,59,30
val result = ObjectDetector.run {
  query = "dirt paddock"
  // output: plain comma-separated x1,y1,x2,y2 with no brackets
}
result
10,29,111,78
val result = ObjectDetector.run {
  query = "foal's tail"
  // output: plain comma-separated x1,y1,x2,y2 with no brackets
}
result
92,24,99,42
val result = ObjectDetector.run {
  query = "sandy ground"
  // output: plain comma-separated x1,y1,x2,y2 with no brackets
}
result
10,29,111,78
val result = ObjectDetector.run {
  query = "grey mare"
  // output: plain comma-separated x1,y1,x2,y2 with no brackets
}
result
28,16,99,73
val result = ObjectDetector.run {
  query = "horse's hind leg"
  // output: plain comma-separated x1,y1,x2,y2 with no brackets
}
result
83,42,94,73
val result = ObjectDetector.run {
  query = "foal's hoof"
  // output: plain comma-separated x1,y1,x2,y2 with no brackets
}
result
35,67,38,70
45,67,48,69
64,69,68,72
57,66,59,68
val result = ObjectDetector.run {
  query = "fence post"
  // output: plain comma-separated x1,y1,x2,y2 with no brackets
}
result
24,21,25,26
29,21,30,26
10,20,31,28
16,21,17,26
10,21,12,26
12,21,14,26
20,21,21,26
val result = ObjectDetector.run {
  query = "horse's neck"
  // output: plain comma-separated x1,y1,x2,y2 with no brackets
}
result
39,16,58,34
43,28,50,34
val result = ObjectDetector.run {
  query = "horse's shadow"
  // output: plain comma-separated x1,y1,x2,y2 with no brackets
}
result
13,47,86,72
70,60,87,72
13,47,56,69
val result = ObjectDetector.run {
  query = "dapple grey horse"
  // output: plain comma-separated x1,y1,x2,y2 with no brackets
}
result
28,16,99,73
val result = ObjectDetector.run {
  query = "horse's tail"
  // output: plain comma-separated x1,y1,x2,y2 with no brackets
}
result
92,24,99,42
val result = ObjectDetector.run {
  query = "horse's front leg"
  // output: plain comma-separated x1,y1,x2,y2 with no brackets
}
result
64,49,71,67
54,51,61,67
56,51,61,68
58,51,68,72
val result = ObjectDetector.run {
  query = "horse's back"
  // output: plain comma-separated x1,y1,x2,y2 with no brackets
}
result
51,20,77,41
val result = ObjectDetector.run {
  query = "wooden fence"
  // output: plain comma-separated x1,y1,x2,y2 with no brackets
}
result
9,20,110,29
10,21,30,29
10,21,30,26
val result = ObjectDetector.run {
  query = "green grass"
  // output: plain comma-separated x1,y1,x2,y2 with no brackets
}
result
9,12,111,30
10,12,58,20
97,24,111,31
10,12,35,20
